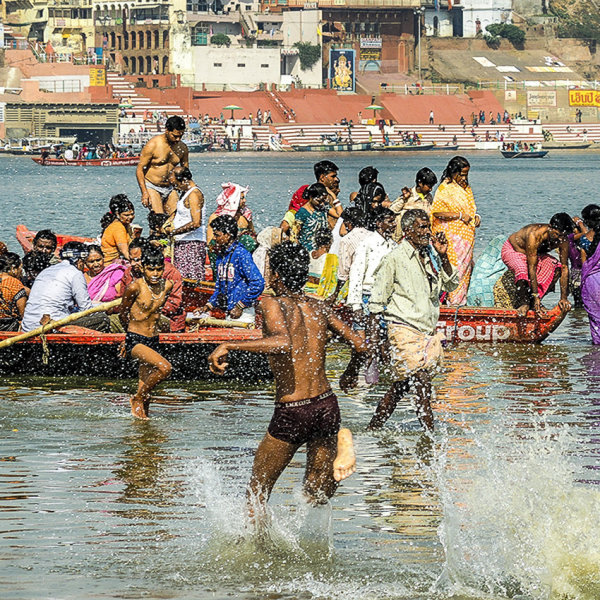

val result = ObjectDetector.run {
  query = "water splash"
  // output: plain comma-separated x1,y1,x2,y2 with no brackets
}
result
433,423,600,599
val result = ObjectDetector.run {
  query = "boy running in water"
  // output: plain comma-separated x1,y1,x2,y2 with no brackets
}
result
208,241,367,525
119,246,173,419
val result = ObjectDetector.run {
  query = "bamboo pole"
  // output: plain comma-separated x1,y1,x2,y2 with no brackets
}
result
185,315,255,329
0,299,122,350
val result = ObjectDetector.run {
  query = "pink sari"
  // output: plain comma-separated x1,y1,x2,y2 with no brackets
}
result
87,263,127,302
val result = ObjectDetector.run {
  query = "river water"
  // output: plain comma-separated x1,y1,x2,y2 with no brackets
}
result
1,152,600,600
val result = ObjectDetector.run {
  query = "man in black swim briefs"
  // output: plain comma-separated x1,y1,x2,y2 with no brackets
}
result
208,241,367,526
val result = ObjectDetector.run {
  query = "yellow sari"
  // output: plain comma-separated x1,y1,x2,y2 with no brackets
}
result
431,180,477,305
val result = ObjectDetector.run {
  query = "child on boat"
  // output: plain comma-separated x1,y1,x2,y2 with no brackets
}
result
208,241,367,527
119,245,173,419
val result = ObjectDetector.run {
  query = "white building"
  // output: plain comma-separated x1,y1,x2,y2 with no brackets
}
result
424,0,512,38
170,3,322,89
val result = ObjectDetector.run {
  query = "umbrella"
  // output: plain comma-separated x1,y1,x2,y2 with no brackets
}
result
223,104,242,119
365,104,384,119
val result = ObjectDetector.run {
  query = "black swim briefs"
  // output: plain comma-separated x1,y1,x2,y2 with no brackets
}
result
125,331,161,358
267,390,340,446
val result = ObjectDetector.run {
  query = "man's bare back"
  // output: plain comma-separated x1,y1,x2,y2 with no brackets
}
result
263,295,338,402
508,224,558,255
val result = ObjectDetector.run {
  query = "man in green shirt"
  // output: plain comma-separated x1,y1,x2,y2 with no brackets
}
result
366,209,459,432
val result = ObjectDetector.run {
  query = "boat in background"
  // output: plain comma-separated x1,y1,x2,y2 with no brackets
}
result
16,224,94,254
292,143,372,152
542,142,592,150
376,143,435,152
501,150,548,159
32,156,140,167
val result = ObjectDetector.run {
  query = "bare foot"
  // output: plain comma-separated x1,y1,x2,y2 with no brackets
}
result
130,396,149,420
516,304,529,317
333,428,356,482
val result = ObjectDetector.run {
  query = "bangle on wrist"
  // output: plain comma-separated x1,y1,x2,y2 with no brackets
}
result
458,211,463,221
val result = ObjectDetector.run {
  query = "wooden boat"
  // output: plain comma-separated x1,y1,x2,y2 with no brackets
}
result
32,156,140,167
436,304,565,344
16,224,93,254
377,143,435,152
187,141,211,153
501,150,548,159
292,143,372,152
541,142,592,150
0,282,566,379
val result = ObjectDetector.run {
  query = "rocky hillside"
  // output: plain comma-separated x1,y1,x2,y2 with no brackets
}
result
550,0,600,41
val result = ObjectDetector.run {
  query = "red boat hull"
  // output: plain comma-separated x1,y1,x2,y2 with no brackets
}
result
16,224,93,254
32,156,140,167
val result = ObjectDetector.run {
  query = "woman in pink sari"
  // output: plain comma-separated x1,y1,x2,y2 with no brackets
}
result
85,245,127,303
431,156,481,305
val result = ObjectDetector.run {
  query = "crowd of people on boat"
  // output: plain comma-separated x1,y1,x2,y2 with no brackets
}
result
501,141,543,152
40,142,137,163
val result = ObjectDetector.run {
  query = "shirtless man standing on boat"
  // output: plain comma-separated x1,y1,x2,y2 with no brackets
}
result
208,241,366,527
136,115,189,216
501,212,575,317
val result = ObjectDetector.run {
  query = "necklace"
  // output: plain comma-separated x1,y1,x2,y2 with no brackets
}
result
146,280,163,300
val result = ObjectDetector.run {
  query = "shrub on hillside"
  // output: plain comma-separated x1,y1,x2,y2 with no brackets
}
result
211,33,231,47
486,23,526,47
294,42,321,71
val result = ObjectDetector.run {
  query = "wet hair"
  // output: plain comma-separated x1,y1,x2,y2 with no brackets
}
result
23,251,51,277
33,229,57,252
401,208,429,232
341,207,366,228
302,183,328,200
85,244,104,257
165,115,186,132
358,166,378,186
148,210,169,233
101,194,134,230
369,182,386,201
173,166,193,182
582,204,600,229
268,241,309,292
372,206,396,224
211,214,238,239
441,156,470,184
314,228,333,249
129,237,152,253
141,246,165,267
549,212,575,234
0,252,22,273
313,160,339,181
416,167,438,188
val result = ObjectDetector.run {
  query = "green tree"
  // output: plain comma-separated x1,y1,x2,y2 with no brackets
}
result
211,33,231,47
294,41,321,71
485,23,525,47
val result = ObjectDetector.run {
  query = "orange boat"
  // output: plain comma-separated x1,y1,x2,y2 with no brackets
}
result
32,156,140,167
16,224,93,254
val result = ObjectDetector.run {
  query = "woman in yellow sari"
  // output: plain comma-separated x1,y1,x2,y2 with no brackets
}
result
431,156,481,305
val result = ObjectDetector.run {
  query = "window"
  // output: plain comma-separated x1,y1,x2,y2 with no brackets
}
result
213,62,222,67
261,64,269,68
237,63,245,67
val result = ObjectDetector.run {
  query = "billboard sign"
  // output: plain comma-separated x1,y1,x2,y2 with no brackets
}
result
330,49,355,92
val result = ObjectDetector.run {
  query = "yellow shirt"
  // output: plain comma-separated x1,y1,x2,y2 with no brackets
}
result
101,220,131,265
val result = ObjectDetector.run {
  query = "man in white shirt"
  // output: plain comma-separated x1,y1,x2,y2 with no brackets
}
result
336,207,370,287
22,242,110,332
347,207,396,328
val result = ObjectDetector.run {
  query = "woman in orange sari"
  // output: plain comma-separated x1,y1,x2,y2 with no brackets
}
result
431,156,480,305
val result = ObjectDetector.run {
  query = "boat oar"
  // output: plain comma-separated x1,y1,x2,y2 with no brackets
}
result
0,299,122,350
185,315,255,329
